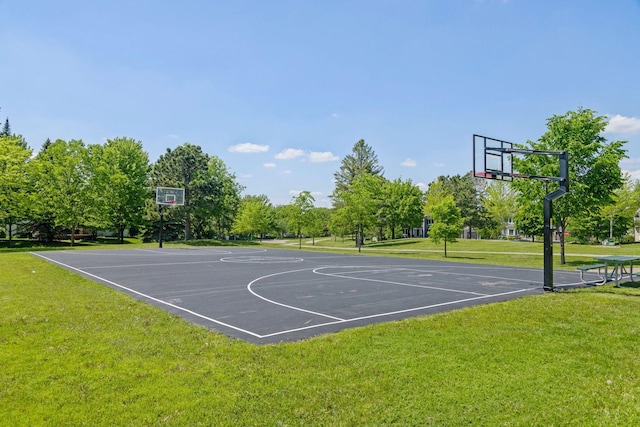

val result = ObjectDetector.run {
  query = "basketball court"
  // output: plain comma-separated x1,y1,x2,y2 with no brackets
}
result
32,247,585,344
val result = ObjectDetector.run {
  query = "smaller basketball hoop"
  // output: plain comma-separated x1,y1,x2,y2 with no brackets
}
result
156,187,185,206
155,186,185,249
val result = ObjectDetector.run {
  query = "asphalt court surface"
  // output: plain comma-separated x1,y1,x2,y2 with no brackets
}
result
33,247,586,344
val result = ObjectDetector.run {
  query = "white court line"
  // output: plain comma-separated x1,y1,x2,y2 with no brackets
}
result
246,268,346,321
80,260,225,270
32,252,550,340
397,266,540,283
258,287,534,339
31,252,264,338
313,267,487,296
135,248,268,256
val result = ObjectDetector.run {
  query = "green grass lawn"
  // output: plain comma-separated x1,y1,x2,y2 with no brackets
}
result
3,239,640,425
269,237,640,270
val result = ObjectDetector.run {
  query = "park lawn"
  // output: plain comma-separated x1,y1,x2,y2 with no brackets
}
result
3,244,640,425
269,237,640,270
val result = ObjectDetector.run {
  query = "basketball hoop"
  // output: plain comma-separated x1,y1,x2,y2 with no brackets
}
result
472,134,569,292
155,187,185,248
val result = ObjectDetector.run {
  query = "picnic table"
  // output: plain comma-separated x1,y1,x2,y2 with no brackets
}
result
591,255,640,287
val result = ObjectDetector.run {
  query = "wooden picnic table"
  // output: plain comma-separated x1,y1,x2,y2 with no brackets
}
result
592,255,640,287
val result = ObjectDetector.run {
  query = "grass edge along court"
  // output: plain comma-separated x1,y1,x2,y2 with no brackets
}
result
3,241,640,425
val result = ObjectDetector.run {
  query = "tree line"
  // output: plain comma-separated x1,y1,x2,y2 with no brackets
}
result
0,107,637,257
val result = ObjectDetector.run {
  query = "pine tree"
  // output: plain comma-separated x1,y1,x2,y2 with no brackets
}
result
1,118,10,137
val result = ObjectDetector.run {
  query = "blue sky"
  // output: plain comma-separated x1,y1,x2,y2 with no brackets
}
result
2,0,639,207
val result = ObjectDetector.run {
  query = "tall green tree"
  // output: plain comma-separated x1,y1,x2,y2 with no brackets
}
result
425,174,481,238
88,137,150,243
193,156,244,239
232,195,273,241
429,195,464,257
0,135,32,246
512,108,627,263
1,118,10,137
514,201,544,241
30,139,89,246
287,191,315,249
573,175,638,244
152,143,209,240
333,139,384,197
327,208,351,242
304,207,330,245
333,174,385,251
381,178,425,239
483,180,517,237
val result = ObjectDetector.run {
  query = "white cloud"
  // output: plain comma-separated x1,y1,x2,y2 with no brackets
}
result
263,163,276,168
228,142,269,153
238,173,253,179
331,113,339,119
284,169,292,174
623,169,640,182
307,151,339,163
605,115,640,135
401,158,417,167
433,162,445,168
621,158,640,167
275,148,305,160
416,182,428,192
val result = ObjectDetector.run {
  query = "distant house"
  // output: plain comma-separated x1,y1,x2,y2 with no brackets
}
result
402,215,433,238
503,217,517,239
635,208,640,242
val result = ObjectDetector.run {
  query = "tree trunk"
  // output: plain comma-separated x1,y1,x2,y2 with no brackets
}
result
8,217,13,248
184,213,191,241
444,239,448,257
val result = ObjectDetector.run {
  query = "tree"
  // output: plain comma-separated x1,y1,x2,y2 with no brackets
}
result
88,137,150,243
572,175,638,243
333,174,385,251
429,195,464,257
1,118,10,137
483,180,517,237
30,139,90,246
0,135,32,246
232,195,273,241
599,176,637,242
287,191,315,249
327,208,351,242
151,143,209,240
205,156,244,239
333,139,384,197
514,201,544,241
512,108,627,263
381,178,425,239
425,174,481,238
304,207,330,244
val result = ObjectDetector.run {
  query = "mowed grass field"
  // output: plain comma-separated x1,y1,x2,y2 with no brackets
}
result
3,238,640,425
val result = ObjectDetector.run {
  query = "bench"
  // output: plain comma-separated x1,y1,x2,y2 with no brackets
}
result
577,263,607,285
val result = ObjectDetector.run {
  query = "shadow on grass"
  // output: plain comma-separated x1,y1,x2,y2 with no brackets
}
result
0,237,141,252
180,239,261,247
367,239,424,249
443,255,483,261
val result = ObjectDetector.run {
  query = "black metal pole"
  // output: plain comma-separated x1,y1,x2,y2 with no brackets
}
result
543,197,553,291
158,205,164,249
